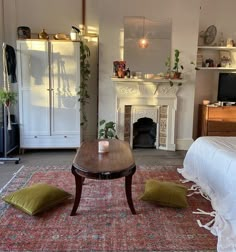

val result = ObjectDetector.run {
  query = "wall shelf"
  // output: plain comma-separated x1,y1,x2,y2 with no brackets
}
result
197,45,236,70
198,46,236,50
197,67,236,70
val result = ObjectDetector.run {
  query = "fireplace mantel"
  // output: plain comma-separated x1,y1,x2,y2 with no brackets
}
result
111,78,182,97
112,78,182,151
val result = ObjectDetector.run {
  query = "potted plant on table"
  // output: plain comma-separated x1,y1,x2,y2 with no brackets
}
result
98,120,118,139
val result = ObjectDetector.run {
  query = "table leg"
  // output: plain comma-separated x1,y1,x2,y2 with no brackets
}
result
125,168,136,215
70,166,84,216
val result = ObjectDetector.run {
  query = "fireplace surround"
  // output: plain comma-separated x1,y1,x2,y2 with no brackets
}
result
112,78,181,151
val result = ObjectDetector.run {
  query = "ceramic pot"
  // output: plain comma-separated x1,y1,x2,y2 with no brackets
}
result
17,26,31,39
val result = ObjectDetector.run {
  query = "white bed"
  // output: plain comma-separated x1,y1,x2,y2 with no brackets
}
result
178,136,236,252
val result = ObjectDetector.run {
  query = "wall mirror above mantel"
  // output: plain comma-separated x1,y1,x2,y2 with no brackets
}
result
123,16,172,75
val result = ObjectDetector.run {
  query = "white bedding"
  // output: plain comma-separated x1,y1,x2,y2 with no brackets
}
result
178,136,236,252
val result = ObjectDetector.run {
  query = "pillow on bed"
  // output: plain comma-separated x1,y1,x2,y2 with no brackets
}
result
139,179,188,208
2,183,71,215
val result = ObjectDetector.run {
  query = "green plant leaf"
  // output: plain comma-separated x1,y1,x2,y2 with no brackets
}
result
98,119,118,139
99,120,106,126
105,121,115,128
0,89,17,105
79,40,91,127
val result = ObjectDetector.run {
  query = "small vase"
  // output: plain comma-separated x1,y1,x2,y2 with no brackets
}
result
38,29,49,39
117,67,125,78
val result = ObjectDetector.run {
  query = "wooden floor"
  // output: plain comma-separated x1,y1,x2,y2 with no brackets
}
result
0,148,186,189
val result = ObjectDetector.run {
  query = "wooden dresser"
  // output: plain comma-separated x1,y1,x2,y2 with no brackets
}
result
198,104,236,137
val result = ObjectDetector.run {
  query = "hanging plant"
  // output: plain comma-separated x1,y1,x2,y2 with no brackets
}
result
0,89,17,130
78,40,91,126
0,89,17,106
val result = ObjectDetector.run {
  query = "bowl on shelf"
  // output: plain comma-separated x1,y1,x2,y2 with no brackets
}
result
144,73,154,79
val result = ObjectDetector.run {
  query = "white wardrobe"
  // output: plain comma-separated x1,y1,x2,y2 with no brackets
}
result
17,40,81,149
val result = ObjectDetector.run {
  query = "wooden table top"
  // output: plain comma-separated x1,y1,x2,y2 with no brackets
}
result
72,139,135,177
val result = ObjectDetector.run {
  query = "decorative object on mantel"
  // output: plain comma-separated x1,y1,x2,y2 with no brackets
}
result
113,61,126,78
164,49,184,81
17,26,31,39
98,120,118,139
144,73,154,79
165,56,171,79
172,49,184,79
38,29,49,39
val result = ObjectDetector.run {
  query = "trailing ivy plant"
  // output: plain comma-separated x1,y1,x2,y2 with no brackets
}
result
78,40,91,126
98,120,118,139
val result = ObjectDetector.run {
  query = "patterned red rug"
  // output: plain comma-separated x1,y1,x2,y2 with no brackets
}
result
0,165,217,252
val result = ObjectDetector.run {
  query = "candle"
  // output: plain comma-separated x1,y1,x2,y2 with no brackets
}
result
202,100,210,105
98,140,109,153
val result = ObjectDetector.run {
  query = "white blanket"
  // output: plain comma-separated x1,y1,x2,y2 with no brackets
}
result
178,136,236,252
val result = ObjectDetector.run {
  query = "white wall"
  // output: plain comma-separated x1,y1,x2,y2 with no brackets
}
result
98,0,201,149
0,0,4,87
1,0,203,149
193,0,236,138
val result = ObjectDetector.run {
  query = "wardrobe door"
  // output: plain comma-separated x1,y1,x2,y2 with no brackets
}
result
50,41,80,137
17,40,50,138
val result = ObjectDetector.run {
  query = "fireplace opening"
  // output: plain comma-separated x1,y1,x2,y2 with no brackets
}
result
133,117,157,148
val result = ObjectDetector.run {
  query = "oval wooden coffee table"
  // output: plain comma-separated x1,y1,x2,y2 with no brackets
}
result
70,139,136,216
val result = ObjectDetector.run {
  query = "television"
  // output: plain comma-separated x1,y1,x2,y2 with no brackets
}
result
217,73,236,102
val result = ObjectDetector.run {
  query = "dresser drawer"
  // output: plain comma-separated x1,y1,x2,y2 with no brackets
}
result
208,120,236,132
208,106,236,119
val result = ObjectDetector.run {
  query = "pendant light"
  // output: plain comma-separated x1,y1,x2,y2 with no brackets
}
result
138,17,149,48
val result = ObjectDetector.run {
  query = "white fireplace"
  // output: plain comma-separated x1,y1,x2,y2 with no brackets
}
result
112,78,181,151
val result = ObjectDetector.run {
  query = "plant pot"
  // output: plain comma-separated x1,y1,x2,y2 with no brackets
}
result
173,72,182,79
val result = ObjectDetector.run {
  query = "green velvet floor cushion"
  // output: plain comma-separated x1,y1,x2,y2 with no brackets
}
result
2,183,71,215
139,179,188,208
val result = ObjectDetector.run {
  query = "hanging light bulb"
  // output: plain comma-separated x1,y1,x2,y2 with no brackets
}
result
138,17,149,48
138,38,149,48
